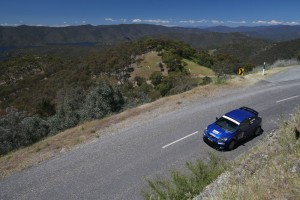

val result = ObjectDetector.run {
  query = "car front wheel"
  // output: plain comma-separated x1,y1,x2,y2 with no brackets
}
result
228,140,235,150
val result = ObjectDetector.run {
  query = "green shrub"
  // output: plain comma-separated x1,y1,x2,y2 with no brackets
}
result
202,76,212,85
36,98,56,118
143,153,227,200
0,107,50,155
134,76,147,86
80,81,124,121
150,71,163,86
149,89,161,101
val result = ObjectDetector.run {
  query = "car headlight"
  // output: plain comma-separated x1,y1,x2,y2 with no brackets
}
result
218,138,228,143
204,128,207,135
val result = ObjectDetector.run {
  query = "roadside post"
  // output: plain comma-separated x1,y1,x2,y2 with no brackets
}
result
262,62,266,75
238,68,244,76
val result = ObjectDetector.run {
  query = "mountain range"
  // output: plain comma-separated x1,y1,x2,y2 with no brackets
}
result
203,25,300,41
1,24,300,49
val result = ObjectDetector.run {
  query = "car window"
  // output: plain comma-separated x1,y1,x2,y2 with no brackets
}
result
216,117,239,132
239,119,251,130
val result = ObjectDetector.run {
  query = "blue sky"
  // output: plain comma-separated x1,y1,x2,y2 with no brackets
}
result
1,0,299,27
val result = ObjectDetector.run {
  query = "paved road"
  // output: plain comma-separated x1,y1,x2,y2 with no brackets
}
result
1,66,300,200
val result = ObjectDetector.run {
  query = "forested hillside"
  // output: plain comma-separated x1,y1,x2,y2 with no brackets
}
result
1,38,244,155
1,25,300,156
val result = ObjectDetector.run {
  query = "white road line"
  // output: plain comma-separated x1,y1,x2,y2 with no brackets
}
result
276,95,299,103
162,131,199,149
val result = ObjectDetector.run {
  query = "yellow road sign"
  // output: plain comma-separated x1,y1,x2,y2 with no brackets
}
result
238,68,244,76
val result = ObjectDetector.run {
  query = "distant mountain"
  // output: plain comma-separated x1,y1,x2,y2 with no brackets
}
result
203,25,300,41
0,24,269,50
0,24,205,47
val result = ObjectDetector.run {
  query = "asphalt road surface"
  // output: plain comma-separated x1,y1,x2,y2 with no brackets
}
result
1,66,300,200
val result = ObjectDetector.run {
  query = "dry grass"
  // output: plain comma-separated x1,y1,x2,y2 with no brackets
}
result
183,59,215,76
0,66,290,179
130,51,166,80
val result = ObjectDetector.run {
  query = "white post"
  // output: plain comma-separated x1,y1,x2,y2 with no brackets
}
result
262,62,266,75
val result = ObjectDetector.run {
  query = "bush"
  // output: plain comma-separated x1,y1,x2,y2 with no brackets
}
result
150,71,163,86
148,89,161,101
80,81,124,121
36,98,56,118
0,107,50,155
143,153,227,200
0,81,126,155
134,76,146,86
202,76,212,85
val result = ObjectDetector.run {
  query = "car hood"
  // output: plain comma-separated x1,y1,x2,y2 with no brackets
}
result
207,123,233,138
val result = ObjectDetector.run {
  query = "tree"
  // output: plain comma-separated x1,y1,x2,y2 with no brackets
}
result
36,98,56,118
134,76,146,86
149,71,162,86
0,107,49,155
80,81,124,121
162,51,184,72
196,51,214,68
212,54,240,77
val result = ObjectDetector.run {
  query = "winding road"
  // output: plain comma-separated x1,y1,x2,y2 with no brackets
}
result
1,66,300,200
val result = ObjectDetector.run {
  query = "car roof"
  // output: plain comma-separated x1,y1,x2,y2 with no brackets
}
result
224,108,255,123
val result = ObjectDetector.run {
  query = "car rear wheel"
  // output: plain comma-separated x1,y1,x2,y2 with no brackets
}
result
228,140,235,150
254,126,262,136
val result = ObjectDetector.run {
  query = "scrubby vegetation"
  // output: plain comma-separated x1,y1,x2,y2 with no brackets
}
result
143,153,227,200
0,38,236,155
1,35,298,155
0,81,124,155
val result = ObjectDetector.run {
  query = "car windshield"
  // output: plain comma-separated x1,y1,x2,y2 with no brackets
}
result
215,117,239,132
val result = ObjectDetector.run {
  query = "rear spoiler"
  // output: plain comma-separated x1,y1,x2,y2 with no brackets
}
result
240,107,259,116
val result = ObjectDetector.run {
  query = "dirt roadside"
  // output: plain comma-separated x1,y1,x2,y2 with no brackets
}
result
0,67,290,179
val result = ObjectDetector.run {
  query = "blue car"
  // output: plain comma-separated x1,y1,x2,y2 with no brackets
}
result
203,107,262,150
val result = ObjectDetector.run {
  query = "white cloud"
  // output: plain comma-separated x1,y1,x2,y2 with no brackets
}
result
211,20,224,24
285,21,299,25
132,18,170,24
179,19,207,24
105,18,116,22
143,19,170,24
5,23,20,26
132,19,142,23
252,20,283,25
227,20,247,24
269,20,282,25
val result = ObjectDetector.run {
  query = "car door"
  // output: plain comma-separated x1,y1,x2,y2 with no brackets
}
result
237,119,252,140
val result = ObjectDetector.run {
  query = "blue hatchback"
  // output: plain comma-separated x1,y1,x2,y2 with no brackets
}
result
203,107,262,150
